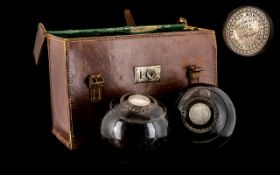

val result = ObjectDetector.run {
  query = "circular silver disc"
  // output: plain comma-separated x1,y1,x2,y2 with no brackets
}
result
189,103,211,125
223,6,273,56
128,94,151,106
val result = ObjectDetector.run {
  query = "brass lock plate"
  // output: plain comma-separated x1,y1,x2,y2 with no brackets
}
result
134,65,161,83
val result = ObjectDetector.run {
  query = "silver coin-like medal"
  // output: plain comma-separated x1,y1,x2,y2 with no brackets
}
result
223,6,273,56
189,103,211,125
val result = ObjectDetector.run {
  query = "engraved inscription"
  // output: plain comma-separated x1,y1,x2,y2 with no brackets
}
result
224,6,272,56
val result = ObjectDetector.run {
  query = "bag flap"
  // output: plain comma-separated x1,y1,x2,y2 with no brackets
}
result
33,23,47,65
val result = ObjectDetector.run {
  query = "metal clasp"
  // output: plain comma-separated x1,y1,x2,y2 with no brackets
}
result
134,65,161,83
177,17,188,26
88,74,104,102
187,65,203,84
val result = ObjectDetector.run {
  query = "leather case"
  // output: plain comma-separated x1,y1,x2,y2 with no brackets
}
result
33,20,217,150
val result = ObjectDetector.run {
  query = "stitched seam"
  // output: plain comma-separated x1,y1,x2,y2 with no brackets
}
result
67,30,217,85
48,37,73,149
48,34,66,43
52,128,72,148
211,31,218,85
68,31,212,43
47,36,57,145
66,40,75,148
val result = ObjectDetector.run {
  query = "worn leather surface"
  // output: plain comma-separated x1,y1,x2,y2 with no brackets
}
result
35,24,217,149
68,31,217,149
48,36,73,149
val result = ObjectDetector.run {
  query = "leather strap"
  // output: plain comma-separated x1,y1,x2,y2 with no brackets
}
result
33,23,47,65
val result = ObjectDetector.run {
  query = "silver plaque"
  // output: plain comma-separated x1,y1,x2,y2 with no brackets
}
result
223,6,273,56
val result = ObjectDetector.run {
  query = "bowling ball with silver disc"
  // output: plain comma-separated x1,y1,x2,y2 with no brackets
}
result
174,66,236,148
100,93,168,161
223,6,273,57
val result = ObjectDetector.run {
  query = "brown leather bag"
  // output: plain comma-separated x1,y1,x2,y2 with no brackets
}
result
33,17,217,150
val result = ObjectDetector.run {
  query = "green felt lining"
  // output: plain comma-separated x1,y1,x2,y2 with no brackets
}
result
48,24,198,38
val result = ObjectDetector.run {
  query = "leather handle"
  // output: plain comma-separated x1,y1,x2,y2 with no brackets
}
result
33,23,47,65
124,9,136,26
